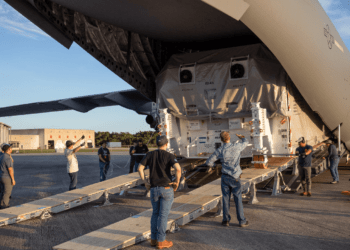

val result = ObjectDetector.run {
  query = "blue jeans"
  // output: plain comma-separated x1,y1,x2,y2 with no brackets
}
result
99,162,110,182
150,187,174,242
330,158,340,182
134,162,140,172
68,172,78,191
221,174,246,225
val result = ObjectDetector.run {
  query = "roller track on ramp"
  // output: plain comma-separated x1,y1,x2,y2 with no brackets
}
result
0,171,148,227
53,157,296,250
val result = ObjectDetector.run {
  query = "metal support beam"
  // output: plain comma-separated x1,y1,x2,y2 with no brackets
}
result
287,159,299,188
279,172,291,192
248,182,259,204
103,191,113,206
271,171,282,196
169,221,180,233
40,210,52,220
212,199,223,218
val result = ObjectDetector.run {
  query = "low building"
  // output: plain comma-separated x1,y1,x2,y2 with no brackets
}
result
10,129,95,150
10,135,39,149
107,142,122,148
0,122,11,145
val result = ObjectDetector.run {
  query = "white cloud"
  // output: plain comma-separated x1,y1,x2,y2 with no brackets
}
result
0,0,49,39
0,4,8,14
319,0,350,39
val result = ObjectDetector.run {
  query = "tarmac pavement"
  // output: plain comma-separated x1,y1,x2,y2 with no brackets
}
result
0,153,349,250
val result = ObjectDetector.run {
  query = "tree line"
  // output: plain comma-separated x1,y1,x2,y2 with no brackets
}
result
95,131,158,146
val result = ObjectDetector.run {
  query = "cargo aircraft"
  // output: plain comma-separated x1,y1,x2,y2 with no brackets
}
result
1,0,349,161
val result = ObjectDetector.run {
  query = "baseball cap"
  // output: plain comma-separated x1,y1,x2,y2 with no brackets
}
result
66,140,74,148
1,144,11,152
156,135,168,146
296,137,305,143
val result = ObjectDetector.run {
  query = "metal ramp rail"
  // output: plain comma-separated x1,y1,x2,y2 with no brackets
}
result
53,157,295,250
0,171,149,227
0,158,206,228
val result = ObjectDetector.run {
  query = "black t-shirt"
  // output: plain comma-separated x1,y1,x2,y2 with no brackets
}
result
98,147,110,162
135,145,149,163
129,146,136,160
296,145,313,167
328,144,339,160
140,150,177,187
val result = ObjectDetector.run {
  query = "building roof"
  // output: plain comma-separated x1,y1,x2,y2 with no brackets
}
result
0,122,11,128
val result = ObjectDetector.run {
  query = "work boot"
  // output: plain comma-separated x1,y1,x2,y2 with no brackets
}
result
150,239,157,247
341,191,350,195
240,221,249,228
221,221,229,227
330,181,338,184
300,192,307,196
307,192,312,197
157,240,173,249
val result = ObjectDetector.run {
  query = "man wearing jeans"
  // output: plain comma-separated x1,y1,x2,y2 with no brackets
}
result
138,135,181,249
323,140,340,184
65,136,85,190
206,132,249,227
134,140,149,172
98,141,111,181
129,140,137,173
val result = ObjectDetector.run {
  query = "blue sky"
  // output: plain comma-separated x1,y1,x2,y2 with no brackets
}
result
0,0,350,133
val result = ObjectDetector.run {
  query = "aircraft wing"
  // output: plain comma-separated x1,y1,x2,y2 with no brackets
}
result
0,90,154,117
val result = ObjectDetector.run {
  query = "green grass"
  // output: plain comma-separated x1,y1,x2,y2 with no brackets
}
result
14,149,56,154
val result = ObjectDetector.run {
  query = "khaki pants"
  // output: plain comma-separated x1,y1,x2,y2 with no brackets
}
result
0,177,13,208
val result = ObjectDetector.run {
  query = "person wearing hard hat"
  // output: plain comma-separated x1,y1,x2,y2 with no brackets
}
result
322,140,340,184
64,135,85,191
295,137,313,196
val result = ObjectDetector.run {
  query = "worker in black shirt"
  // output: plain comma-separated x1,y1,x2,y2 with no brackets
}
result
129,140,137,173
295,137,313,196
134,139,149,172
138,135,181,249
323,140,340,184
98,141,111,182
